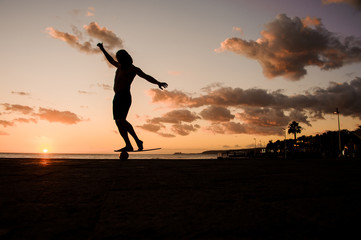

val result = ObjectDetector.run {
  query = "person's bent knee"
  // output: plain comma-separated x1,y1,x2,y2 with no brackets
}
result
115,118,127,126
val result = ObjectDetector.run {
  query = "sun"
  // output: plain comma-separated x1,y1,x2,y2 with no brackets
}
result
43,149,48,153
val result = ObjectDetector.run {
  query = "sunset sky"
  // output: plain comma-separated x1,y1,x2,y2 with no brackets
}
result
1,0,361,154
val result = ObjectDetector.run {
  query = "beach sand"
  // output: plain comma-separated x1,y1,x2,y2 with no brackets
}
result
0,158,360,239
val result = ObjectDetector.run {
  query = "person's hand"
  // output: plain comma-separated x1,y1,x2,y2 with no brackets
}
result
158,82,168,90
97,42,104,49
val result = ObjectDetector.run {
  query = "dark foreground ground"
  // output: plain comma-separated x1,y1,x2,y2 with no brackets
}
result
0,158,361,239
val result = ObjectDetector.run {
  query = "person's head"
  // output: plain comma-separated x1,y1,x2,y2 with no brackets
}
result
116,49,133,67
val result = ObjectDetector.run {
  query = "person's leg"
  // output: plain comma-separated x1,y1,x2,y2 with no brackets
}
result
115,119,133,151
113,91,143,150
124,120,143,150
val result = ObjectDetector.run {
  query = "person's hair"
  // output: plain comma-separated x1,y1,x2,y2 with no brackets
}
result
116,50,133,67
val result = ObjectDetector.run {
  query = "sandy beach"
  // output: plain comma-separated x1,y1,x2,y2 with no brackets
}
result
0,157,360,239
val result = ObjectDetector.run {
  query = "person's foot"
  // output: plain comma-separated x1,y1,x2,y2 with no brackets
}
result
116,146,133,152
136,140,143,151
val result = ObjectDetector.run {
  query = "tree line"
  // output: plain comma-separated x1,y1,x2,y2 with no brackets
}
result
266,121,361,159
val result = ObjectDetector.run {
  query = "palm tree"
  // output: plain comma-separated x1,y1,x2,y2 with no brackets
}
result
288,121,302,140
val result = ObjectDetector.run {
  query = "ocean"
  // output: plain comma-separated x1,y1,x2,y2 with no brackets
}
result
0,152,217,160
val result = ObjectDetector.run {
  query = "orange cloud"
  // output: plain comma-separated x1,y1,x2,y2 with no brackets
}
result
87,6,95,16
232,26,244,36
46,27,97,54
301,16,321,28
35,108,82,125
46,22,123,54
2,104,34,114
14,118,38,124
1,104,84,126
168,70,181,76
83,22,122,49
147,89,195,107
0,120,14,127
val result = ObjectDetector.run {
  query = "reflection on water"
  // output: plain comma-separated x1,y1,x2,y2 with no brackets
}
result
39,159,50,166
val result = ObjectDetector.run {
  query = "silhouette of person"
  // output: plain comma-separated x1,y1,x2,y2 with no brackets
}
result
97,43,168,151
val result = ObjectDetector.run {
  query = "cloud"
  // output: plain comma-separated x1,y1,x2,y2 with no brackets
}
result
83,22,123,49
171,124,200,136
142,77,361,136
216,14,361,80
0,120,14,127
2,104,34,114
137,122,176,138
0,130,8,136
1,104,84,125
46,27,97,54
150,109,200,124
148,77,361,119
14,118,38,124
149,87,285,108
87,6,95,16
78,90,95,94
11,91,30,96
232,26,244,36
236,108,288,126
200,106,235,122
168,70,182,76
322,0,361,10
148,89,195,107
138,109,200,136
138,122,165,132
236,108,311,127
35,108,82,125
97,83,112,91
71,9,82,16
46,22,123,54
206,122,284,136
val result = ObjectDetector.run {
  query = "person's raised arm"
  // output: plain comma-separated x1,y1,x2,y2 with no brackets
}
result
136,68,168,90
97,43,119,68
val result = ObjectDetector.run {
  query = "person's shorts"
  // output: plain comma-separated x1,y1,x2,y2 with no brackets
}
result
113,90,131,120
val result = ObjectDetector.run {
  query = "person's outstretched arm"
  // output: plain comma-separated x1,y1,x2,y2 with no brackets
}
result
97,43,120,68
136,68,168,90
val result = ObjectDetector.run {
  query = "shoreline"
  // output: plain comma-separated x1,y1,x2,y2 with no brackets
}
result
1,158,361,239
